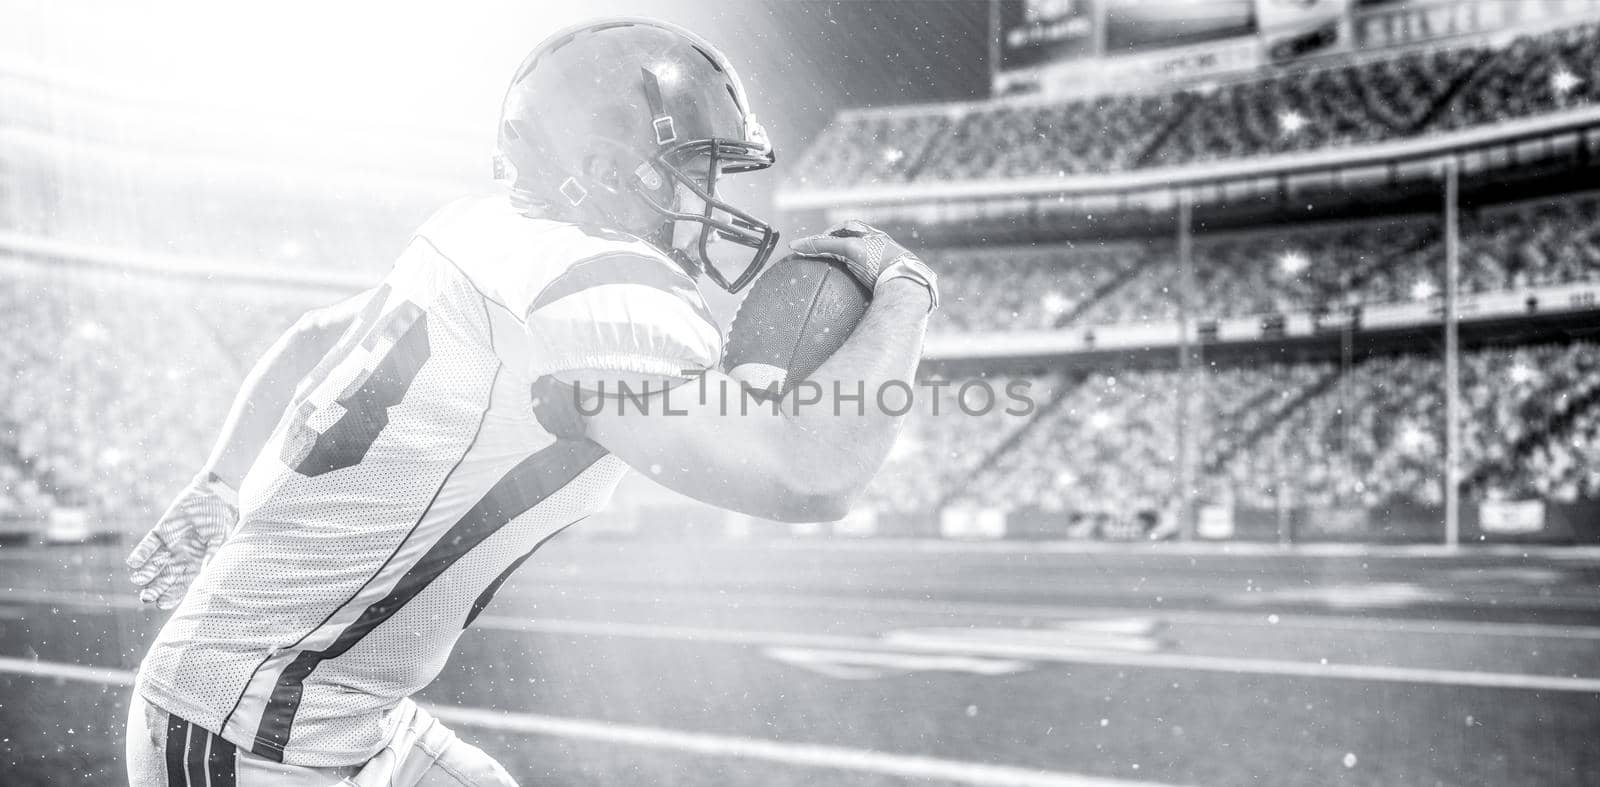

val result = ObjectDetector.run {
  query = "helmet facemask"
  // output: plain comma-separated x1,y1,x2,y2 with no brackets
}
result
636,136,779,293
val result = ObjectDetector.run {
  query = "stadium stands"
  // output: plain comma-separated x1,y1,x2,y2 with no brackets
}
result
928,190,1600,332
792,24,1600,189
0,273,305,522
862,375,1061,514
868,341,1600,521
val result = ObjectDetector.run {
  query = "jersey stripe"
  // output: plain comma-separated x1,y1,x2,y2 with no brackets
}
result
250,438,609,760
282,309,431,477
529,251,714,327
288,285,392,408
462,516,584,630
207,730,237,787
184,722,207,786
164,715,187,785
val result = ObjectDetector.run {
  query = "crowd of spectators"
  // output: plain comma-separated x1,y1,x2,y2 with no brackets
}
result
1462,342,1600,502
862,342,1600,517
973,368,1179,516
792,24,1600,189
0,273,306,524
860,375,1058,513
1433,23,1600,132
932,241,1153,332
927,190,1600,333
1210,341,1600,509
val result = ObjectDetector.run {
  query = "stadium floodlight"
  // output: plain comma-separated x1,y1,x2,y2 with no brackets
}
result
1552,68,1583,96
1399,423,1430,453
1278,109,1307,137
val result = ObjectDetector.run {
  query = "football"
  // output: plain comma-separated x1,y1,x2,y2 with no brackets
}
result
722,253,872,395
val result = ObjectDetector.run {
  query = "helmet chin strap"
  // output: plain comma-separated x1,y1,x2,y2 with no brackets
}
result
622,175,701,279
666,245,703,278
656,215,700,278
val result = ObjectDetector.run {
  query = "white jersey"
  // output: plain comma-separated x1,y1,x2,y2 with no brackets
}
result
137,196,722,766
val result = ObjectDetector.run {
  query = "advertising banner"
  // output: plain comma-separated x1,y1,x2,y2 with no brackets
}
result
1354,0,1600,50
940,507,1009,540
1106,0,1257,53
998,0,1100,71
1478,500,1547,535
1197,504,1237,539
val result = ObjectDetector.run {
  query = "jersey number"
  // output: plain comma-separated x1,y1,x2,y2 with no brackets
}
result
281,286,432,477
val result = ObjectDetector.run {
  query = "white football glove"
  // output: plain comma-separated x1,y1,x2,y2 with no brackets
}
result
789,219,939,310
126,473,238,610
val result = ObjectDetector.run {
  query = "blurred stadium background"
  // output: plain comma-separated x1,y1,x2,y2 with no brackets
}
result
3,0,1600,785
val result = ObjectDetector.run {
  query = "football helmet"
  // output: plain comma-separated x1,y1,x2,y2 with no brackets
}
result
495,18,779,292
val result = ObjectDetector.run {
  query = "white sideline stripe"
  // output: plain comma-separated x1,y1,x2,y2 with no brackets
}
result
0,657,1178,787
704,539,1600,559
1,590,149,611
433,705,1178,787
7,590,1600,691
538,586,1600,641
0,656,136,687
13,585,1600,641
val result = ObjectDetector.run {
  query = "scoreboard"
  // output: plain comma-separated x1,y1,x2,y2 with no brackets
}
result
994,0,1350,96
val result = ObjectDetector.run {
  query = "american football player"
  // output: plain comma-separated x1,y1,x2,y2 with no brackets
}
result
124,18,937,786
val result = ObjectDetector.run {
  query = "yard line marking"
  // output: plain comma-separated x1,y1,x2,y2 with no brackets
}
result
477,614,873,649
472,615,1600,693
763,647,1032,680
0,656,1180,787
710,540,1600,559
508,585,1600,641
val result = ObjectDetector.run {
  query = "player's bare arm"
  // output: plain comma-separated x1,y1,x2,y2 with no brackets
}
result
124,290,371,608
203,290,374,488
587,221,938,523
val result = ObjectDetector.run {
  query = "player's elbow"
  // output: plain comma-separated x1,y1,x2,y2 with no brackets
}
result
703,455,852,524
702,416,871,523
765,449,867,522
730,447,852,523
765,484,853,524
